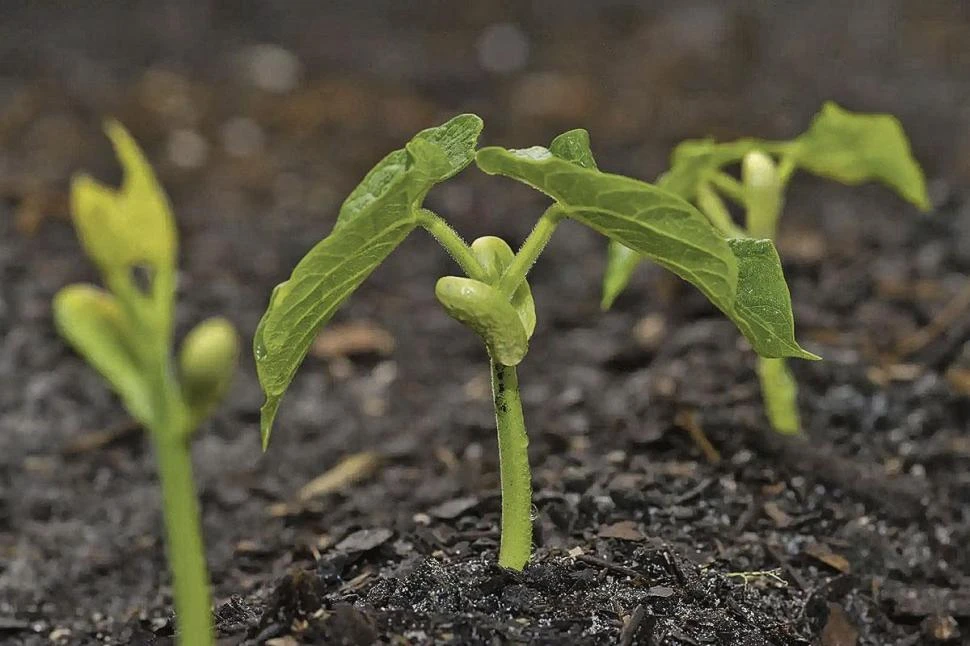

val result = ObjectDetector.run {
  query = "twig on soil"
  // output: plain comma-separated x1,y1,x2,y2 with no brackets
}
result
619,604,646,646
724,568,788,590
574,554,645,581
894,281,970,358
674,409,721,464
763,542,808,591
298,451,381,501
670,477,716,506
61,420,142,455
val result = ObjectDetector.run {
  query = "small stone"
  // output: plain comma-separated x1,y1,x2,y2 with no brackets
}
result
598,520,645,541
336,528,393,554
429,497,480,520
921,615,960,642
221,116,264,158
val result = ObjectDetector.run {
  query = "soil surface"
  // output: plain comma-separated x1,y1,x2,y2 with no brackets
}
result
2,2,970,645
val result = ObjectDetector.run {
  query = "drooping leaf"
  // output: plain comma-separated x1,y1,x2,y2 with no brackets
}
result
727,238,818,360
477,145,815,360
600,138,764,309
476,145,739,317
470,236,536,337
756,357,801,434
255,114,484,448
435,277,528,366
53,284,154,425
792,102,930,210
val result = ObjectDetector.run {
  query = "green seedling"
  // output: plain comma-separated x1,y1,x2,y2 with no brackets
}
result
254,115,815,571
54,123,239,646
602,102,929,434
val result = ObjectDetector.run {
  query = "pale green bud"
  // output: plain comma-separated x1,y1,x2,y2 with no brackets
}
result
179,317,239,414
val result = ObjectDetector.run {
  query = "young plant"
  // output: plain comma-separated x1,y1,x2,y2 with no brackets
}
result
602,102,929,434
54,123,239,646
253,115,816,571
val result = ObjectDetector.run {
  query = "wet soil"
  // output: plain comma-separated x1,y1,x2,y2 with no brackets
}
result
2,2,970,644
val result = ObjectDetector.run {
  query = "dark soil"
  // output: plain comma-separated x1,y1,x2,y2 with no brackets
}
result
2,2,970,645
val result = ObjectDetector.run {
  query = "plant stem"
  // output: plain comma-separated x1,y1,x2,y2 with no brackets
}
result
497,207,563,297
417,209,486,281
708,172,746,205
756,356,801,435
149,357,214,646
490,360,532,570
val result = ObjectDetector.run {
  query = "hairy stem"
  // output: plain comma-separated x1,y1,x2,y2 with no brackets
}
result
417,209,487,281
150,358,214,646
490,360,532,570
497,206,563,297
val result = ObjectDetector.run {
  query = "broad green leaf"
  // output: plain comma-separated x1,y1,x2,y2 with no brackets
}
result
476,145,739,318
71,121,177,281
601,139,765,309
792,102,930,210
435,277,528,366
756,357,801,434
255,114,484,448
470,236,536,337
53,284,153,425
727,238,818,360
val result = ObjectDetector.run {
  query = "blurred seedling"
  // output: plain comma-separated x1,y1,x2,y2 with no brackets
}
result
54,123,239,646
253,115,815,571
602,102,928,434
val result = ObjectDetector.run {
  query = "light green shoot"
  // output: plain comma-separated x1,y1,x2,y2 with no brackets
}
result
253,116,814,570
54,123,239,646
602,102,929,434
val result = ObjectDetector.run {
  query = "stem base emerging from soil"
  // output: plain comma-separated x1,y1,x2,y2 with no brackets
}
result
490,360,532,570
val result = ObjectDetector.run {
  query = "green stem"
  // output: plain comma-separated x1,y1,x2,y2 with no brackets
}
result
497,206,563,297
709,172,746,205
756,356,801,435
490,360,532,570
149,357,214,646
417,209,487,281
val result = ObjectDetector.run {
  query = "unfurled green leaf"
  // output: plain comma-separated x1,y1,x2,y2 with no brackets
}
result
663,138,767,200
71,121,177,283
179,317,240,420
476,145,739,318
792,102,930,210
727,239,818,360
255,115,484,448
757,357,801,434
549,129,598,170
435,277,528,366
470,236,536,337
53,284,153,425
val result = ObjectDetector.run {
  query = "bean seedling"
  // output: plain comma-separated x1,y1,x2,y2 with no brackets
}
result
253,115,816,570
602,102,929,434
54,123,239,646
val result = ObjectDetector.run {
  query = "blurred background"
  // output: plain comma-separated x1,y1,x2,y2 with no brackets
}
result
2,1,970,642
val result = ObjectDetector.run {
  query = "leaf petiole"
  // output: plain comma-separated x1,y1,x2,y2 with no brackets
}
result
417,209,487,281
497,206,564,298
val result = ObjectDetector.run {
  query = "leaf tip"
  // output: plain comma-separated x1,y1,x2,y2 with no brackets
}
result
260,395,282,452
